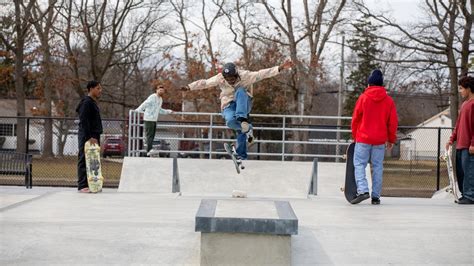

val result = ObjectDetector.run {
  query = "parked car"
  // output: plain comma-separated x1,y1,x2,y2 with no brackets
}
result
102,136,125,158
149,139,171,157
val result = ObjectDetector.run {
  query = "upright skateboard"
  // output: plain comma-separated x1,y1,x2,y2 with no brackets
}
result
84,140,104,193
441,147,461,202
343,143,357,203
224,143,244,174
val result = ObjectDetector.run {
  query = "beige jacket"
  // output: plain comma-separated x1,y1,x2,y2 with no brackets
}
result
188,66,280,110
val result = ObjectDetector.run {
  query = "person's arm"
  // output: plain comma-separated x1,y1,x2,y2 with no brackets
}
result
469,103,474,154
186,74,222,91
351,97,363,141
447,114,460,150
135,95,151,112
79,100,92,140
387,100,398,144
238,60,294,86
159,108,173,115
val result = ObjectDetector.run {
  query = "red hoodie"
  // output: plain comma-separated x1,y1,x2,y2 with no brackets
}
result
351,86,398,145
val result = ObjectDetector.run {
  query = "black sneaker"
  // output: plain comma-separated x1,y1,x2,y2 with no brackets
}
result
350,192,370,204
371,197,380,205
247,129,254,144
457,197,474,204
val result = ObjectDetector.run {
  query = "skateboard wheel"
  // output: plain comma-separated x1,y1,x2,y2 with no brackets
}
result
240,165,245,170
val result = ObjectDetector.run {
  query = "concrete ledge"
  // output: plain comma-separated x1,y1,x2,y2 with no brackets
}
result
195,199,298,235
201,232,291,266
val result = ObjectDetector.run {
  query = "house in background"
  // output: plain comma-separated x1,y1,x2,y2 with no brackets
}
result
0,99,43,153
399,108,452,161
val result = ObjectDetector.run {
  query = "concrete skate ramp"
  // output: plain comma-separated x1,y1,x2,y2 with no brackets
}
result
314,162,371,197
118,157,173,192
178,159,314,198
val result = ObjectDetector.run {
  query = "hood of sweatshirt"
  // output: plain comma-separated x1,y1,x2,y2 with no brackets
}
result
76,96,93,113
364,86,388,102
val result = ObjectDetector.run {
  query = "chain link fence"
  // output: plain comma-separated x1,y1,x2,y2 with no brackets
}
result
0,115,454,197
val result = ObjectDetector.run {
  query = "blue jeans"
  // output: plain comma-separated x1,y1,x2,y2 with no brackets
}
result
353,143,385,198
222,87,252,159
456,149,474,200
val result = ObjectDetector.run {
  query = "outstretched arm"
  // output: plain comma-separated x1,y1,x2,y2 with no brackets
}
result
182,74,222,91
240,59,294,86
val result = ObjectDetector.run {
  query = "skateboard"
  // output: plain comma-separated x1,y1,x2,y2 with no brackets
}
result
441,147,461,202
84,140,104,193
343,143,357,202
224,143,244,174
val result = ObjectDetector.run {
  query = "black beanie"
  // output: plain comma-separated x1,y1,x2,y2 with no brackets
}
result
368,69,383,86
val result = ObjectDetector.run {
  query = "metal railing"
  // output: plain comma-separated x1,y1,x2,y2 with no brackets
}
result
0,114,454,197
128,110,353,161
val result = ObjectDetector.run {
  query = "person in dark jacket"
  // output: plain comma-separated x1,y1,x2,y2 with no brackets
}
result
350,69,398,205
76,80,103,193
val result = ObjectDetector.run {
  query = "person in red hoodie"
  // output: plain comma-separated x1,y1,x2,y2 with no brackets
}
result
350,69,398,204
446,75,474,204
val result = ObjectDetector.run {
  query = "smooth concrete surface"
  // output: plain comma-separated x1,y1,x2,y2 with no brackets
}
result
316,162,372,197
200,232,291,266
195,199,298,235
178,159,313,198
1,186,473,265
215,200,278,219
118,157,173,192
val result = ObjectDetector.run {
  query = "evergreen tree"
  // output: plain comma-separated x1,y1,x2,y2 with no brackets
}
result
344,15,381,117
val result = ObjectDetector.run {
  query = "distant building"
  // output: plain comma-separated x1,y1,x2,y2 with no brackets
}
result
399,108,452,161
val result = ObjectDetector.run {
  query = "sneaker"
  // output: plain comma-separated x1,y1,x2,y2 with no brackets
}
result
350,192,370,204
457,197,474,204
78,187,90,193
241,121,250,133
247,129,254,144
371,197,380,205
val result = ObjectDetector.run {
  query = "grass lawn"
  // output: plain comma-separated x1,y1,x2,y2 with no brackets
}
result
0,156,122,188
0,157,452,198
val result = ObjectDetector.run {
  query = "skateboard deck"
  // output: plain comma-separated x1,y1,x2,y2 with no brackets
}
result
343,143,357,202
442,147,461,202
84,141,104,193
224,143,243,174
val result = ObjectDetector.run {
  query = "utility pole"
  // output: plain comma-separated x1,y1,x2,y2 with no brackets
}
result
336,33,345,162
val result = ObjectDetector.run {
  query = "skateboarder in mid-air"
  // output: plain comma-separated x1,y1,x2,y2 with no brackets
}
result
350,70,398,204
181,60,294,164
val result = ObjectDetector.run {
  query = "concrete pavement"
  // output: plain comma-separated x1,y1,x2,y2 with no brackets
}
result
1,189,472,265
0,159,472,265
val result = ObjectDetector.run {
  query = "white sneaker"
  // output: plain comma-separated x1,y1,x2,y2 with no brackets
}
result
241,121,250,133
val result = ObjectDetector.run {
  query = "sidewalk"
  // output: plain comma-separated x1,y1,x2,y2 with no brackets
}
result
1,185,472,265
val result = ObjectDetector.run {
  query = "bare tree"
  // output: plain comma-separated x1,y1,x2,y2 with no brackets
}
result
55,0,166,99
31,0,60,157
354,0,473,125
169,0,192,76
258,0,347,159
187,0,225,74
0,0,36,153
222,0,259,68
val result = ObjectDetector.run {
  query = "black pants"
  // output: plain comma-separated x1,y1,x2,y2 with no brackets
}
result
77,133,100,190
144,121,156,153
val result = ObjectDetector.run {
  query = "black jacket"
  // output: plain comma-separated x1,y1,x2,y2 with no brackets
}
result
76,96,103,139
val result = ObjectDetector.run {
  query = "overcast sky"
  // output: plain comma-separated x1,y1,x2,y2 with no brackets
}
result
364,0,424,23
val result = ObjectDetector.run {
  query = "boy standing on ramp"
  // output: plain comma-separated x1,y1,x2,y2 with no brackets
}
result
446,75,474,204
181,60,294,163
350,69,398,205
